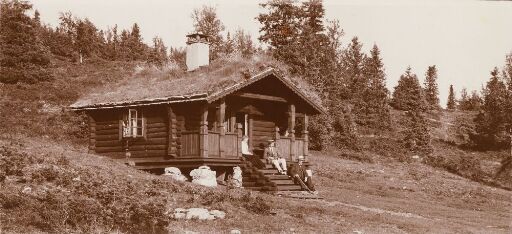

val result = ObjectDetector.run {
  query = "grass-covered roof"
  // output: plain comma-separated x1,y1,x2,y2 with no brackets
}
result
70,53,323,112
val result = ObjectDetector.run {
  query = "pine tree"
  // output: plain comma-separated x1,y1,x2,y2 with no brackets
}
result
0,0,53,83
127,23,146,60
342,37,366,99
474,67,510,149
469,90,483,111
146,36,168,68
362,44,391,128
402,110,432,154
458,87,469,110
447,85,456,110
191,5,225,60
423,65,440,110
391,67,426,111
234,29,256,57
223,32,235,55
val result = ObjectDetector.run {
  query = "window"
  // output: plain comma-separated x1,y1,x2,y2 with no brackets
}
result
122,109,145,138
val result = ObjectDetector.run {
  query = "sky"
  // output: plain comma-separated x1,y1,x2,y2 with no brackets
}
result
31,0,512,107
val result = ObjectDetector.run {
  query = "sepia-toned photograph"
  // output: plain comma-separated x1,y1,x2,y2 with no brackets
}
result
0,0,511,233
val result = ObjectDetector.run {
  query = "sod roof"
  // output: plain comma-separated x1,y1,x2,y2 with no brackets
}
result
70,54,324,113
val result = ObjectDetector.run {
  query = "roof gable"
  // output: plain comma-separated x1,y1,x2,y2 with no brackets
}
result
70,55,324,113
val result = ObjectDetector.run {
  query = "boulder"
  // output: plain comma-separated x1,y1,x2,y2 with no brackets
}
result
185,208,214,220
230,166,243,188
190,166,217,187
163,167,188,182
209,209,226,219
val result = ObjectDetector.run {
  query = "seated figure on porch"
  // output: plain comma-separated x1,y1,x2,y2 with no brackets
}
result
241,135,252,156
288,155,316,192
264,140,287,175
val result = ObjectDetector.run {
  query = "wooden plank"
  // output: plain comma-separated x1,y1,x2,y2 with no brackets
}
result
146,127,167,134
95,120,118,125
95,146,123,153
146,122,166,128
146,117,165,124
127,145,167,151
146,132,168,138
130,138,167,145
96,134,120,141
253,125,275,132
96,128,119,135
95,140,122,147
235,92,287,103
95,123,118,131
252,121,275,128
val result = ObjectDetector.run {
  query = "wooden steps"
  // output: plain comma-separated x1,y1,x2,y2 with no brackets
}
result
240,158,304,192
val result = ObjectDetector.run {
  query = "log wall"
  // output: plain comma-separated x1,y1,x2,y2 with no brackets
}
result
252,117,276,149
90,106,169,160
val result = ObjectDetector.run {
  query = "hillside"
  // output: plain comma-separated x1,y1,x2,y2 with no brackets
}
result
0,60,511,233
1,136,510,233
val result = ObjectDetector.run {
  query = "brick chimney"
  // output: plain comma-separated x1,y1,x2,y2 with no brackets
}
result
186,32,210,71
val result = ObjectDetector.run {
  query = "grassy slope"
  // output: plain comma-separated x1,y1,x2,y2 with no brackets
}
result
1,136,510,233
0,60,511,233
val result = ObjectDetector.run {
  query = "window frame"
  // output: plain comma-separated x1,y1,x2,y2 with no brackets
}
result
121,109,146,139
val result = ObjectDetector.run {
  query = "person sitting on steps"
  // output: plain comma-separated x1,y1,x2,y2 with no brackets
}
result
263,140,287,175
288,155,316,192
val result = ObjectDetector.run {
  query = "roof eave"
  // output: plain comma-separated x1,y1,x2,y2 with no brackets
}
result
70,93,208,111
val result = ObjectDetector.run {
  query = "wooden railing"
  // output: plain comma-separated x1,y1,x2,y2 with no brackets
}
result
180,129,241,158
276,137,305,162
181,131,200,157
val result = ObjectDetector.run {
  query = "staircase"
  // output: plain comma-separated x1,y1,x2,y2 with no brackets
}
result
239,159,302,192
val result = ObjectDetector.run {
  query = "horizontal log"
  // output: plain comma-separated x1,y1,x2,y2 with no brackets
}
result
95,123,118,131
147,122,166,128
253,126,275,132
95,146,123,153
253,130,273,136
130,138,167,145
95,140,122,147
147,132,168,138
253,121,275,128
95,120,119,125
146,127,167,134
96,128,119,135
129,151,166,158
128,145,166,151
146,117,165,124
96,134,120,141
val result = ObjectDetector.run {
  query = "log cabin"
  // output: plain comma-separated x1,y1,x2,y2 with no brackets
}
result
71,33,324,191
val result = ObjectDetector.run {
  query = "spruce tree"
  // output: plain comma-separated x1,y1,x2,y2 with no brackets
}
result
343,37,366,99
474,67,510,149
362,44,391,128
0,0,53,83
146,36,168,68
447,85,456,110
423,65,440,110
458,87,469,110
391,67,426,112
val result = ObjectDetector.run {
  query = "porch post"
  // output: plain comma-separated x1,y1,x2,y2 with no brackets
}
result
218,100,226,158
288,104,296,162
166,105,177,158
248,115,254,148
303,113,309,160
237,123,243,158
199,105,208,158
88,115,96,153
